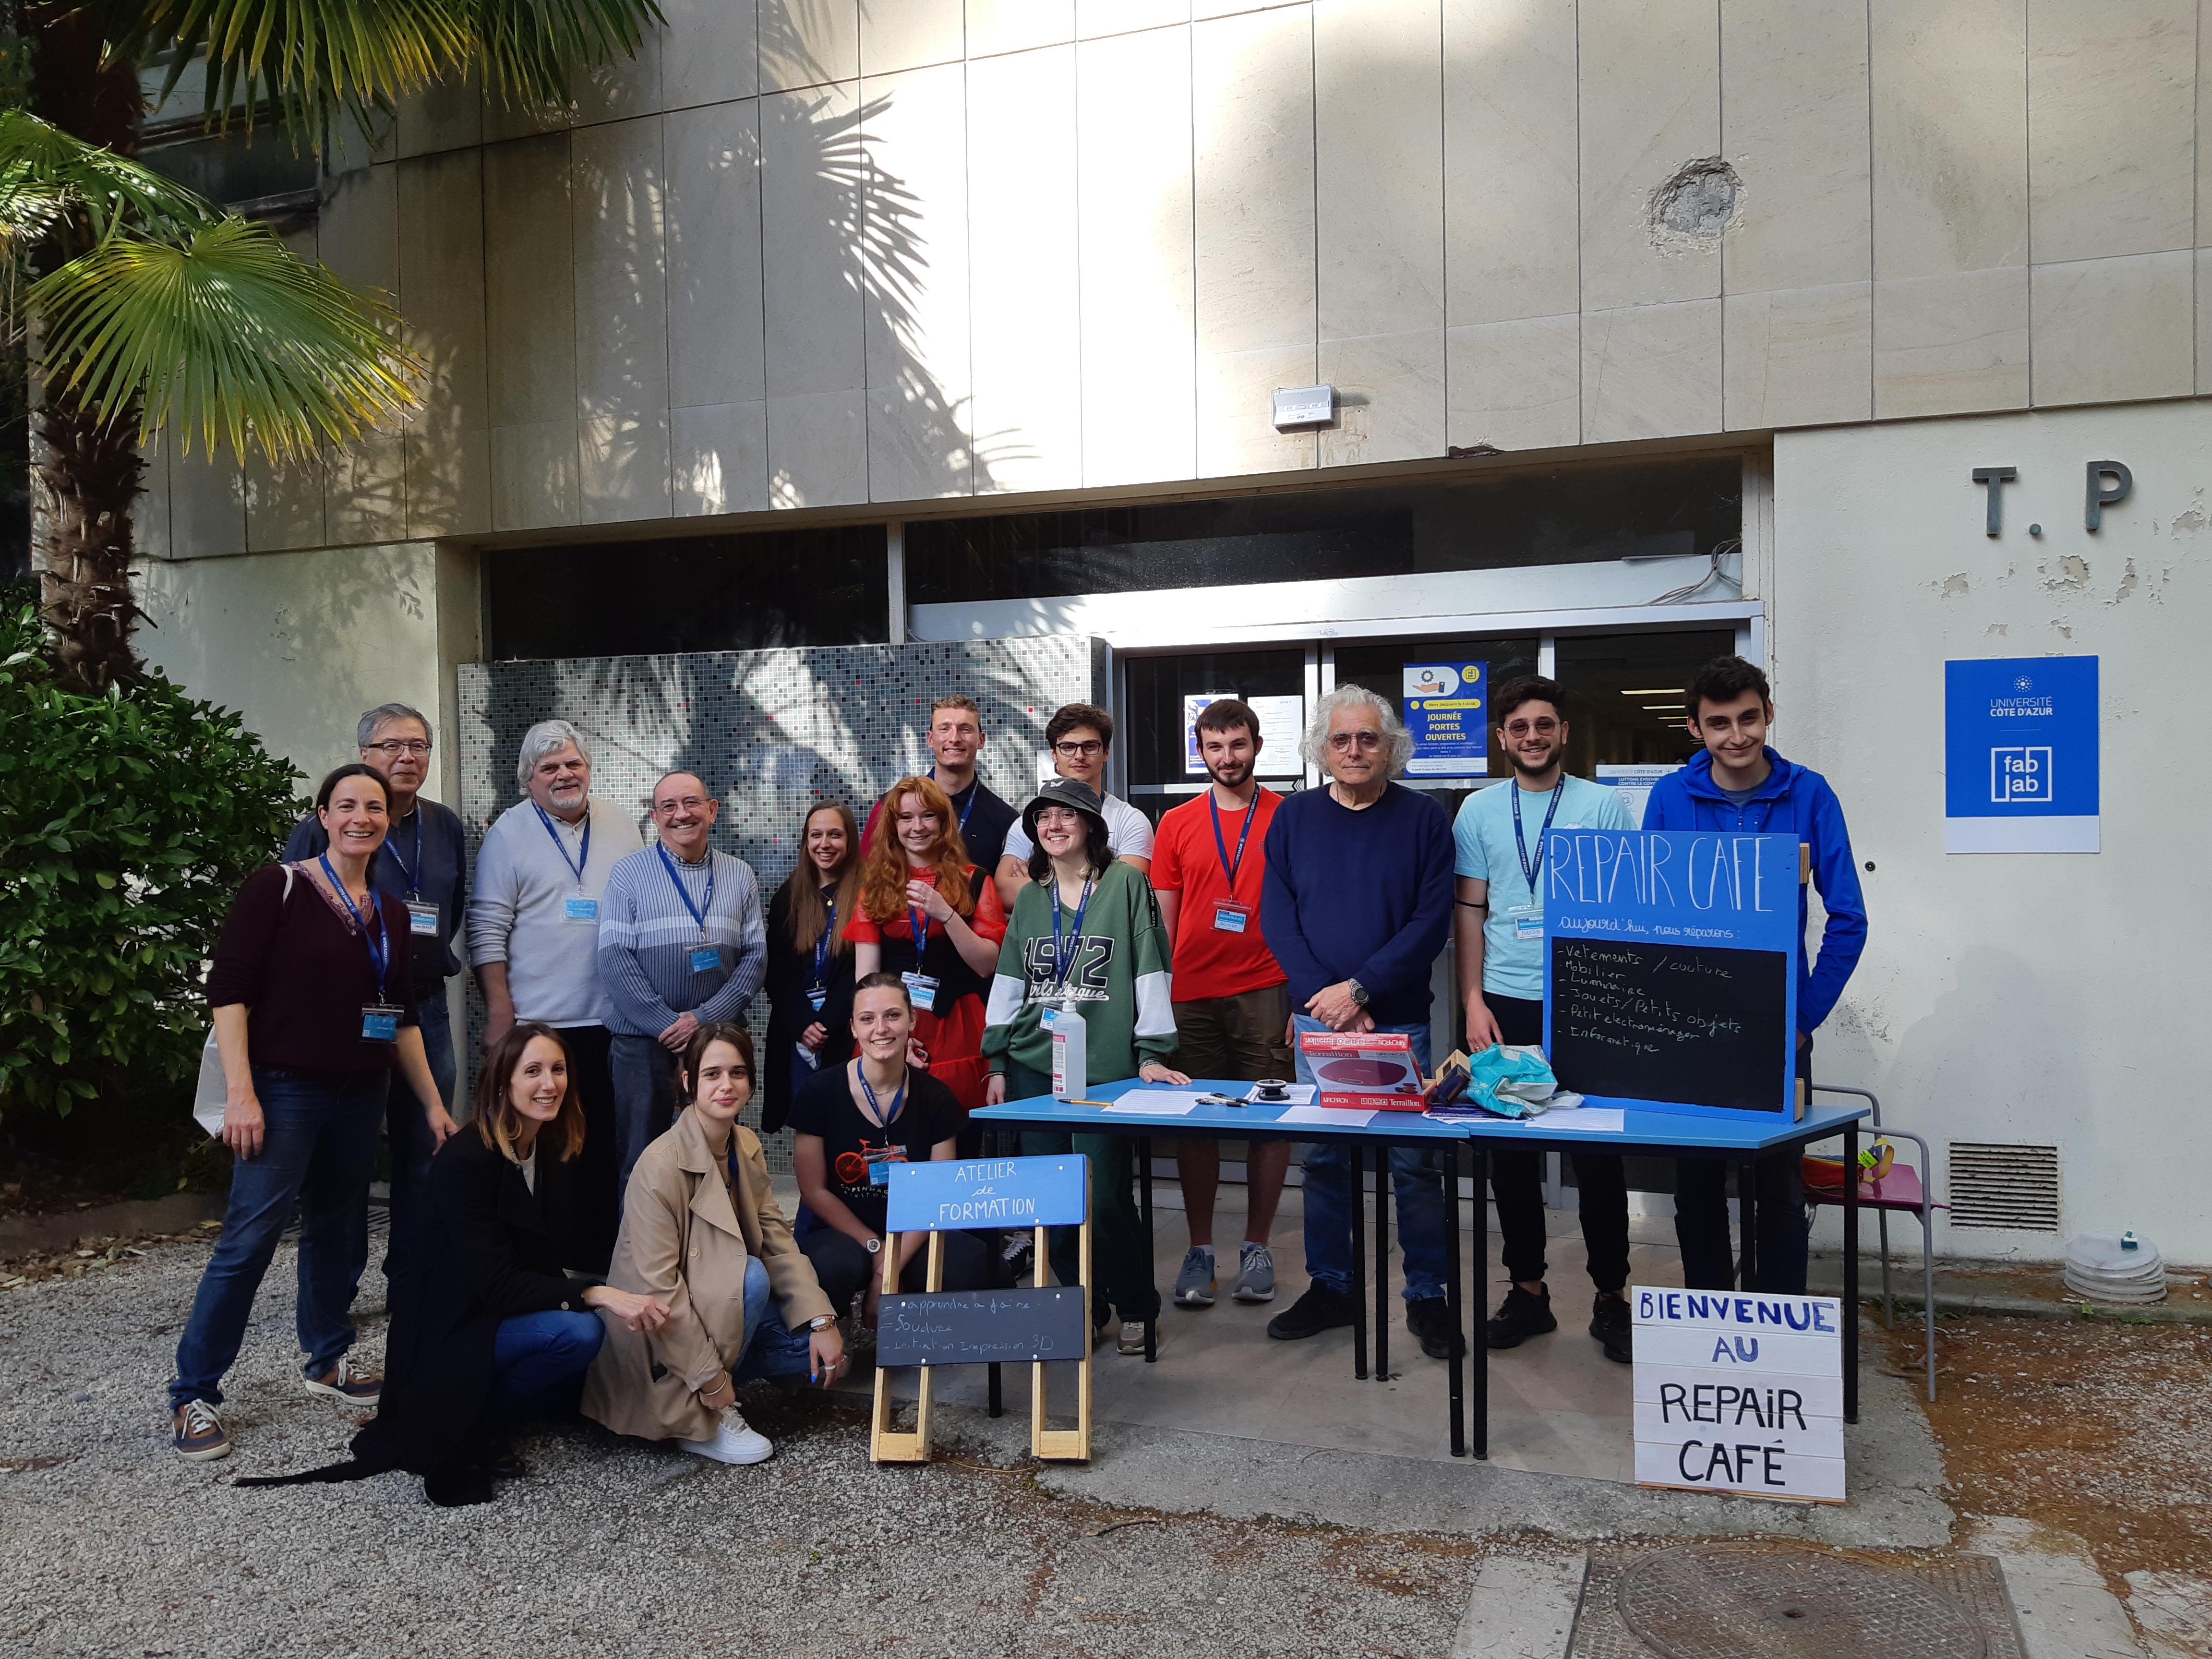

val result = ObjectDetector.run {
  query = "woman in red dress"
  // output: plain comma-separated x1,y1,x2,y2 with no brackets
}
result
846,776,1007,1138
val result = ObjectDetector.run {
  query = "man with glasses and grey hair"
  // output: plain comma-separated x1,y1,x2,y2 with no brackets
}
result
284,702,466,1297
1259,684,1456,1360
467,719,643,1269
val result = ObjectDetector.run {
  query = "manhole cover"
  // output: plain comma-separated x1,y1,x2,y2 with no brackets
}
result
1615,1544,1989,1659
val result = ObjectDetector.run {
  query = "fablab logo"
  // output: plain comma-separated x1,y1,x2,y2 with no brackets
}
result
1991,746,2054,805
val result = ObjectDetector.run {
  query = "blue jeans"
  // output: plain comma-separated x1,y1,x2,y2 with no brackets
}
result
170,1067,386,1410
609,1034,679,1203
1292,1017,1447,1302
491,1310,605,1419
732,1255,818,1382
356,990,456,1297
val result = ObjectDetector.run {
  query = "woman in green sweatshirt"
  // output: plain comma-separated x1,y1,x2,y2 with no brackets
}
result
983,777,1185,1353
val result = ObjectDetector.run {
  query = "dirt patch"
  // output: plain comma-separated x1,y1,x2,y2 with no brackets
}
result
1897,1314,2212,1581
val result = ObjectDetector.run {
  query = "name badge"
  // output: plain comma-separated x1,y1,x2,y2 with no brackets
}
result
902,971,940,1009
565,896,599,922
865,1145,909,1185
806,987,828,1012
1509,903,1543,941
361,1005,401,1043
405,901,440,937
689,945,722,973
1212,900,1253,935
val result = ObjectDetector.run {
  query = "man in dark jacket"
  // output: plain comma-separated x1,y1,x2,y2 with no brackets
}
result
1642,656,1868,1295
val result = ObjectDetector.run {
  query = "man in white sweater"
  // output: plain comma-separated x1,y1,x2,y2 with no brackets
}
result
466,719,642,1269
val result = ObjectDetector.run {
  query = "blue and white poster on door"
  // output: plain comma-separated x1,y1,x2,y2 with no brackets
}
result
1402,661,1487,777
1944,656,2099,854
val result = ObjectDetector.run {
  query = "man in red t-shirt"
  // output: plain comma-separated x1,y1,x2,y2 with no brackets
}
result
1151,698,1294,1310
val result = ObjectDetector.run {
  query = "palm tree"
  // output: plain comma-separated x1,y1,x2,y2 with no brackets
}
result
2,1,663,693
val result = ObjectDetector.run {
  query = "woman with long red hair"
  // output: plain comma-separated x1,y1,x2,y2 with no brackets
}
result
846,775,1006,1126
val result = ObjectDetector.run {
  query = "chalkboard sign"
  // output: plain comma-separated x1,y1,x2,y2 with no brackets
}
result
876,1286,1088,1368
1543,830,1798,1121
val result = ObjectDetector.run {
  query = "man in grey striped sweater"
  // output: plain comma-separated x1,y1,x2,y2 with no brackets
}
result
597,771,768,1194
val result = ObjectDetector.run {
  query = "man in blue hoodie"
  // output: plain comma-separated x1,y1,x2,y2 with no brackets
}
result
1642,656,1867,1295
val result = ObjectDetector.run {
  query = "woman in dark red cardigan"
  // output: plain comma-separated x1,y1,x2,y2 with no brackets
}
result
167,764,455,1464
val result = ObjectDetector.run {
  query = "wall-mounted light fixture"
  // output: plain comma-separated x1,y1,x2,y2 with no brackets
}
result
1272,385,1334,430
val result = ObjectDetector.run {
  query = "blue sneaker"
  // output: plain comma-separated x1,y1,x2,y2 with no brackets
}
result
1233,1242,1276,1304
1172,1246,1217,1308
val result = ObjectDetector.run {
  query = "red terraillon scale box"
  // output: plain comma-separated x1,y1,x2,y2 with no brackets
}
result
1296,1031,1428,1111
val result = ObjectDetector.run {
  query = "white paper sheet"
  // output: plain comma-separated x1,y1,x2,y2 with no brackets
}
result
1242,1082,1317,1105
1099,1092,1206,1116
1274,1103,1378,1129
1504,1106,1625,1133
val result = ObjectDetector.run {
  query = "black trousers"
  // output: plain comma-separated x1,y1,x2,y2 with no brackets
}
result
1673,1032,1813,1294
553,1023,618,1274
803,1226,994,1316
1484,995,1631,1295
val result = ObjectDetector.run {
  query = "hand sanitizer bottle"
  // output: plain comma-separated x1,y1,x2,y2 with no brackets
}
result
1051,1001,1088,1103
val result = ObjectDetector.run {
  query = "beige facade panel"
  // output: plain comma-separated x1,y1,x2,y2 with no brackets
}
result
1079,26,1199,488
396,150,489,438
572,118,671,425
662,0,760,109
2026,0,2195,265
1720,0,1870,297
862,0,966,74
969,0,1076,58
1869,0,2027,281
394,73,481,159
404,429,491,541
579,411,674,524
760,82,866,403
484,135,578,430
762,0,862,92
664,100,768,414
1320,329,1448,467
1722,282,1873,431
672,401,772,517
968,45,1084,493
1580,298,1721,443
2200,248,2212,396
1577,0,1721,313
1317,0,1444,343
326,435,408,550
132,429,169,565
862,61,977,502
1083,0,1191,33
245,452,328,555
491,419,581,531
570,24,665,126
1873,266,2031,419
1197,344,1320,478
317,161,398,303
2030,251,2195,407
769,388,869,508
1443,0,1579,329
168,445,247,563
1445,312,1581,452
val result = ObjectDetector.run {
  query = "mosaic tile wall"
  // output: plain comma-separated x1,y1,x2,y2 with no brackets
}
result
457,635,1099,1169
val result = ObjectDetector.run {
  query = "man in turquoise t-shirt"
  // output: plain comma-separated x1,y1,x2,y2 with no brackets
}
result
1451,676,1637,1364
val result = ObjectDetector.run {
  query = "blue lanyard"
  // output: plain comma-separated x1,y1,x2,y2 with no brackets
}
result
319,854,389,1001
1050,878,1095,992
532,803,590,888
381,808,424,899
908,902,932,959
858,1066,906,1130
655,843,715,936
1511,783,1566,890
1209,793,1255,896
812,892,835,989
935,772,977,836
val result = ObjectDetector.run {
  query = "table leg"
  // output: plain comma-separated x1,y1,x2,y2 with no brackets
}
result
988,1362,1002,1418
1349,1142,1369,1382
1446,1143,1466,1458
1374,1140,1391,1382
1738,1158,1759,1290
1138,1135,1157,1364
1472,1141,1488,1461
1844,1124,1860,1424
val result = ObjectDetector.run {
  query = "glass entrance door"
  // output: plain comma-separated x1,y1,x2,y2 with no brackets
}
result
1122,647,1310,825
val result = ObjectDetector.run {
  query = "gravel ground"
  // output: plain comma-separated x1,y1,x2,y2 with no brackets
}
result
0,1232,1493,1658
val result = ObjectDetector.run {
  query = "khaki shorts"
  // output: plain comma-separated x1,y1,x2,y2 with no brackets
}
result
1170,984,1293,1084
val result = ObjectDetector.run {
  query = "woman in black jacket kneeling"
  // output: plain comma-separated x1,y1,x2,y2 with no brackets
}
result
244,1023,666,1506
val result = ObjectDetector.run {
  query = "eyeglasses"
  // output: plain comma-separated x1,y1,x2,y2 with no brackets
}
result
1326,731,1382,751
364,739,432,756
1052,740,1105,757
1501,719,1560,737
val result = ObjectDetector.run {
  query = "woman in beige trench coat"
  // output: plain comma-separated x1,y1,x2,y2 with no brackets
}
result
581,1022,843,1465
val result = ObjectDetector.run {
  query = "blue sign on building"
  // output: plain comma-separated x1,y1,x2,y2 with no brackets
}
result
1943,656,2099,854
1402,660,1488,776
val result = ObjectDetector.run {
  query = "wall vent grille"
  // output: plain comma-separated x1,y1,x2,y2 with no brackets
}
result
1948,1142,2061,1231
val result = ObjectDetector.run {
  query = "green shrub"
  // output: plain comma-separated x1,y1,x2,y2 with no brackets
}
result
0,579,304,1115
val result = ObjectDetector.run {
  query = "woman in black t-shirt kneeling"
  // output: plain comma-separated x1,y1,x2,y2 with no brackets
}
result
789,972,996,1319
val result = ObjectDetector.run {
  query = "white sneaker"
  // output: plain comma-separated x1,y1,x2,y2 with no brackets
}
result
678,1406,773,1466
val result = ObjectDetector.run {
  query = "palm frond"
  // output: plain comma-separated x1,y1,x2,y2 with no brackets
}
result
0,108,219,249
467,0,664,108
100,0,471,141
32,216,422,463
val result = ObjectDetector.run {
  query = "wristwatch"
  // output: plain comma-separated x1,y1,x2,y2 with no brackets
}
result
808,1314,836,1331
1346,977,1371,1008
863,1237,883,1255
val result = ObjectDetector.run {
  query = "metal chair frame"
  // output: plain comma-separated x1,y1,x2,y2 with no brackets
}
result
1806,1084,1942,1402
